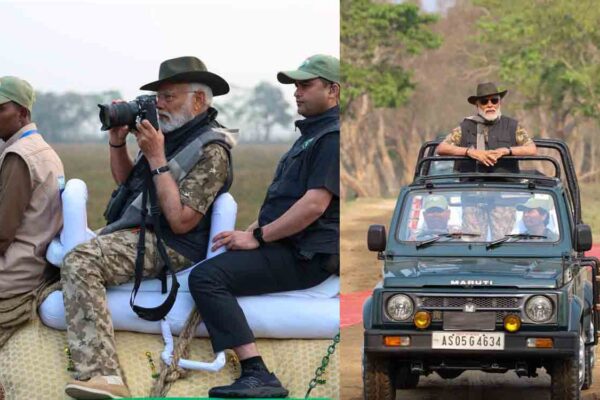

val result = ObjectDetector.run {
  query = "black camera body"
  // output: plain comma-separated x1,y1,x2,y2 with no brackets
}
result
98,95,159,131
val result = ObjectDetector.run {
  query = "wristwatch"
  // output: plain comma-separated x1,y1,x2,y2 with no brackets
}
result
253,226,266,246
151,165,170,176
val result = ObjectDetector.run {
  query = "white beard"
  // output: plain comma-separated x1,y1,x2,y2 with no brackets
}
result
158,103,196,133
478,107,501,122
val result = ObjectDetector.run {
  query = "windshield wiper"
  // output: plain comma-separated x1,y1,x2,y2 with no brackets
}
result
486,233,548,250
416,232,481,249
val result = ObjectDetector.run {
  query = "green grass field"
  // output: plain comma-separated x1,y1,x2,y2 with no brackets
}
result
54,143,289,231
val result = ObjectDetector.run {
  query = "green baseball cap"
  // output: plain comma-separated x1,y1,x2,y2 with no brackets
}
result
277,54,340,84
517,198,551,212
423,195,448,212
0,76,35,112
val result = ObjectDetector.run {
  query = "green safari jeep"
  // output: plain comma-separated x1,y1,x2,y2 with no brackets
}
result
363,139,599,400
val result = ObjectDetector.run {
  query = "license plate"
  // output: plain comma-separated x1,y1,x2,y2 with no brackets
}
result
432,331,505,350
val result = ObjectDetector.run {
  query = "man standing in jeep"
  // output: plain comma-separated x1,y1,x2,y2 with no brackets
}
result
436,82,538,240
436,82,537,169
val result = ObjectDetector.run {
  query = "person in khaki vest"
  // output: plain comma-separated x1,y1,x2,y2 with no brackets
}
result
0,76,64,344
0,76,65,297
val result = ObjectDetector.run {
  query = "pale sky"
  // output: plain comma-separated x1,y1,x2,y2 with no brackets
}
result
0,0,339,106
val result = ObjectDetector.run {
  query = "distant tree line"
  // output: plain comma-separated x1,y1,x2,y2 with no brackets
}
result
33,81,294,144
217,81,294,142
32,91,121,143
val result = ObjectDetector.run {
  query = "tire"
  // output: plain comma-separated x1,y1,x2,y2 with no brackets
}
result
395,363,420,389
582,345,593,390
550,330,584,400
363,353,396,400
550,357,580,400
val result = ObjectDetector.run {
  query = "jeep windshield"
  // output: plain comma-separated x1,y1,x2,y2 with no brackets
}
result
397,189,561,244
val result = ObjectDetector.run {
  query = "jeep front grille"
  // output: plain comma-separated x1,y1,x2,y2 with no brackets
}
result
420,296,520,309
417,296,522,323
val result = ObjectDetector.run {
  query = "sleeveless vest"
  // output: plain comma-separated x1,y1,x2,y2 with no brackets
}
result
100,127,235,262
0,124,64,298
259,117,339,255
457,115,519,173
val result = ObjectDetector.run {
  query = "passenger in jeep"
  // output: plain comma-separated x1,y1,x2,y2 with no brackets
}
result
517,198,559,241
414,195,453,239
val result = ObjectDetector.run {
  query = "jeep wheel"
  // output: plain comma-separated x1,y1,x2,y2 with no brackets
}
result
363,353,395,400
582,345,593,390
550,332,584,400
550,357,581,400
395,363,420,389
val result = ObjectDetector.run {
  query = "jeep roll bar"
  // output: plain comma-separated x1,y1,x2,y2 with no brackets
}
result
415,155,562,179
414,139,582,224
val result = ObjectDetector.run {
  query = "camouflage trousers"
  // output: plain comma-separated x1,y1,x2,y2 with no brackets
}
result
462,206,516,241
61,229,189,380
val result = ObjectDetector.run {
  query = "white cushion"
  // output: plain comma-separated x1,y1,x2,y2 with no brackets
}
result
40,188,339,338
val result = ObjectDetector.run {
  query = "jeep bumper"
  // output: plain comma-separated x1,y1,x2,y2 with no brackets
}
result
364,329,579,359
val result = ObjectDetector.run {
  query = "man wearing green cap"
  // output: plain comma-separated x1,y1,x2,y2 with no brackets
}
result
414,195,452,239
188,54,340,398
0,76,64,343
61,56,235,399
517,198,559,241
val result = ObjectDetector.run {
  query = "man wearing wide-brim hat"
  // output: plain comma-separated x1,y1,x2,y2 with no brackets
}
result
188,54,340,398
437,82,536,171
436,82,537,240
62,56,236,399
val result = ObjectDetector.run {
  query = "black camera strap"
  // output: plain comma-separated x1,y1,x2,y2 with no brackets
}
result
130,166,180,321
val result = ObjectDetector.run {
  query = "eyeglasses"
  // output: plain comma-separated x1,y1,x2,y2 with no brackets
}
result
156,90,198,103
478,97,500,106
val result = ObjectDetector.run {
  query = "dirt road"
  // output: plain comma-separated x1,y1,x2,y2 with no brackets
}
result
340,198,600,400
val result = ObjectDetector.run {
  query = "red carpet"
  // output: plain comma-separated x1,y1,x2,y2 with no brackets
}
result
340,290,371,328
340,244,600,328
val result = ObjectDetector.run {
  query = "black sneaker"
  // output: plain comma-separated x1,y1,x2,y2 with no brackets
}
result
208,369,289,398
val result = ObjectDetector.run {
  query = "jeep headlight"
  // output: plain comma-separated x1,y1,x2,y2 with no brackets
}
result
386,294,414,321
525,295,554,323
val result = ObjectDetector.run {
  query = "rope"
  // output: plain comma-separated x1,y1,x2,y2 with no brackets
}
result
148,308,203,397
0,279,60,349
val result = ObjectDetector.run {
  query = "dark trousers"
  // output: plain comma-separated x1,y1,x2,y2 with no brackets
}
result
188,242,331,353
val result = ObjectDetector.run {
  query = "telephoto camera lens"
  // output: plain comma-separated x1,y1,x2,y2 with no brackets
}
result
98,96,158,131
98,101,139,131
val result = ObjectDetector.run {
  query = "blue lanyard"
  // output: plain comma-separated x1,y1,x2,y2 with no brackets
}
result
20,129,38,139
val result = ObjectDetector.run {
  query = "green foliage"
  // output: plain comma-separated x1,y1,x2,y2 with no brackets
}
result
474,0,600,120
33,91,121,142
340,0,441,111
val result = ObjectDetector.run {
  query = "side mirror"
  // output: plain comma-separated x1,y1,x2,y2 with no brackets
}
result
368,224,387,252
575,224,593,252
